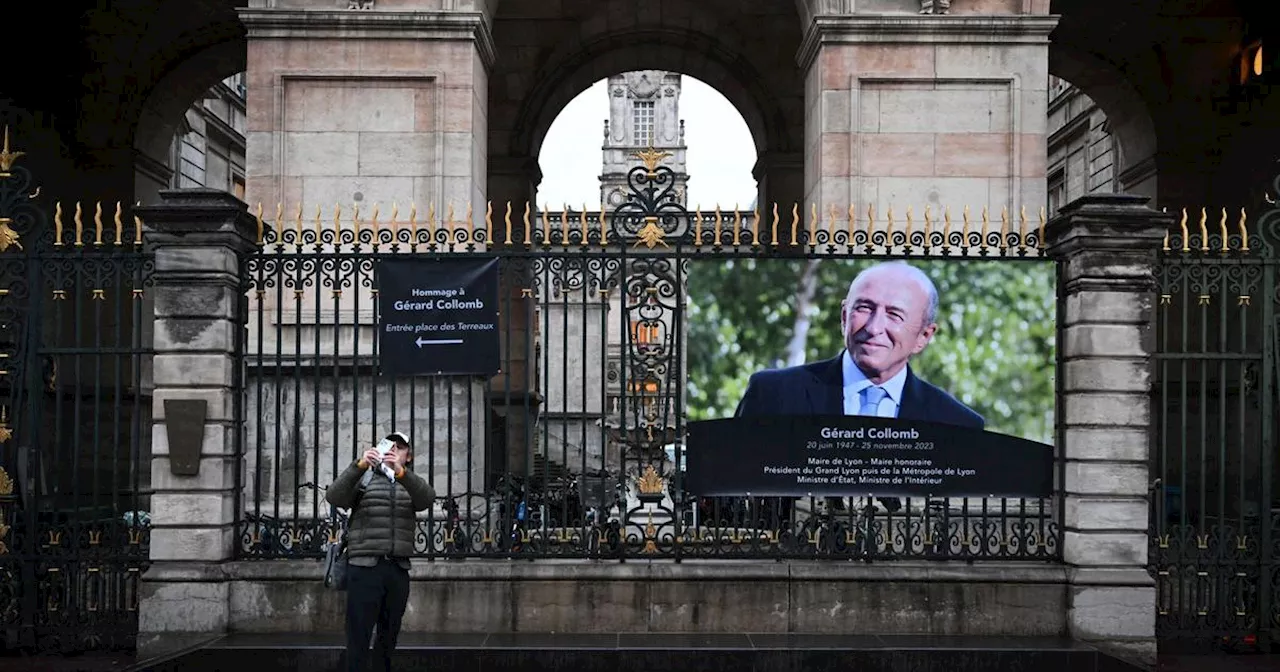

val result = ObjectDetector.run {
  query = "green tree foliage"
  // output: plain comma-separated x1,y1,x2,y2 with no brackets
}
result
686,259,1057,444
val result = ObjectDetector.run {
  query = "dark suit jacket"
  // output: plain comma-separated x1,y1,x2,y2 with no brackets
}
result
734,353,985,430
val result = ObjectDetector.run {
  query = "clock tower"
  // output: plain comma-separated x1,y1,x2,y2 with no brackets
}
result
600,71,689,208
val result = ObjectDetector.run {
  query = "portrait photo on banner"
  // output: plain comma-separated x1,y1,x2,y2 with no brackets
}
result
685,258,1057,448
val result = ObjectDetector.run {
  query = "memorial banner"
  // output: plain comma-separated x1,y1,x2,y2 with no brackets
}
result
376,257,501,376
684,415,1054,498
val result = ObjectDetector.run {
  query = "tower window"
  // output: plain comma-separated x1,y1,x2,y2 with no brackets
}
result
632,101,655,146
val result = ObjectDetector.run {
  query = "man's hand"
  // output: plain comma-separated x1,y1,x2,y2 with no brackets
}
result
359,448,380,468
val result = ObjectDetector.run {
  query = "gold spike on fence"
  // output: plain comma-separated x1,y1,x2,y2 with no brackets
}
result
44,201,148,250
1160,206,1251,255
248,200,1055,256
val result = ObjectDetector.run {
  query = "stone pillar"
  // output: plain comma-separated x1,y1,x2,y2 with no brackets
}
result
134,190,256,656
1044,193,1171,669
798,12,1057,220
753,151,804,215
239,3,494,219
487,155,541,476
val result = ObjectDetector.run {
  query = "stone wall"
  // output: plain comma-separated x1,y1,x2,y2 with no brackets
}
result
224,561,1069,636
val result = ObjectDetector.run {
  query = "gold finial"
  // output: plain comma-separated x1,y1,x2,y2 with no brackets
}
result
943,206,953,239
93,201,104,246
523,202,532,246
370,202,380,239
74,201,84,247
905,205,914,241
632,147,673,173
254,203,264,244
636,464,666,496
0,126,24,172
465,201,474,243
999,206,1009,249
808,203,819,246
693,205,703,244
1019,205,1028,248
353,203,362,244
134,215,144,246
0,465,11,496
1198,207,1209,252
980,206,990,247
390,201,400,245
504,201,513,245
560,204,569,245
599,202,608,246
885,205,895,243
487,201,495,245
113,202,124,245
962,204,971,240
770,203,781,247
1218,207,1229,253
750,205,759,246
1239,207,1249,252
1179,208,1189,252
54,202,64,246
923,205,933,240
445,202,456,238
292,202,303,245
409,201,418,248
1038,206,1046,249
713,206,724,244
733,206,744,247
827,204,838,242
0,406,10,444
313,204,322,244
847,203,857,239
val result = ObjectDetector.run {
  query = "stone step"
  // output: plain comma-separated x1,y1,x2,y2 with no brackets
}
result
130,632,1145,672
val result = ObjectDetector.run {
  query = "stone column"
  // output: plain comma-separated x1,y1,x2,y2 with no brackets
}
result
134,190,256,656
753,151,804,215
1044,193,1171,668
797,12,1057,221
487,155,541,475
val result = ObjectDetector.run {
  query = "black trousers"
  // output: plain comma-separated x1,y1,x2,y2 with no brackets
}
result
345,558,411,672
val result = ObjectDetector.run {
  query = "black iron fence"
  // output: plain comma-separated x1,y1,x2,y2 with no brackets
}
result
1150,201,1280,649
0,136,154,652
235,160,1061,562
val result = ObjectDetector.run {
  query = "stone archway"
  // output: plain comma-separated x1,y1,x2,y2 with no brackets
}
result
1048,44,1159,202
487,0,806,211
133,39,248,204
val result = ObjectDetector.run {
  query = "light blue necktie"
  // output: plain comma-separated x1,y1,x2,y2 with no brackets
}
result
861,385,888,417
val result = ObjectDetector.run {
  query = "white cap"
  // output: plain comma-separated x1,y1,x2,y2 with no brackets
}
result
386,431,410,446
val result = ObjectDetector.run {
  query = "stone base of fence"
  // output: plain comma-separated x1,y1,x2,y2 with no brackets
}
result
139,559,1068,640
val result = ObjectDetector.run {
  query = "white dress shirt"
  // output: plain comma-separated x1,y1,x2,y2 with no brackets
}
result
841,350,908,417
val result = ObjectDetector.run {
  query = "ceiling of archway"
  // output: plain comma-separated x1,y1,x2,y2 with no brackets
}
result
488,0,806,160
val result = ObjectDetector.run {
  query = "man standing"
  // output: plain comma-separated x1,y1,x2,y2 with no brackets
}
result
326,431,435,672
735,260,983,428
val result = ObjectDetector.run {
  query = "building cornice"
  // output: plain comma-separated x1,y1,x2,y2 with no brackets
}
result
797,14,1060,71
237,9,496,70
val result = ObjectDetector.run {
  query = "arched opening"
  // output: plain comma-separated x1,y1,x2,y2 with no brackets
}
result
1047,44,1160,208
536,73,758,211
132,39,248,204
488,0,805,211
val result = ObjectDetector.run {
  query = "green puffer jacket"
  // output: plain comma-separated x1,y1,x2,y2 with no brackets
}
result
325,460,435,561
